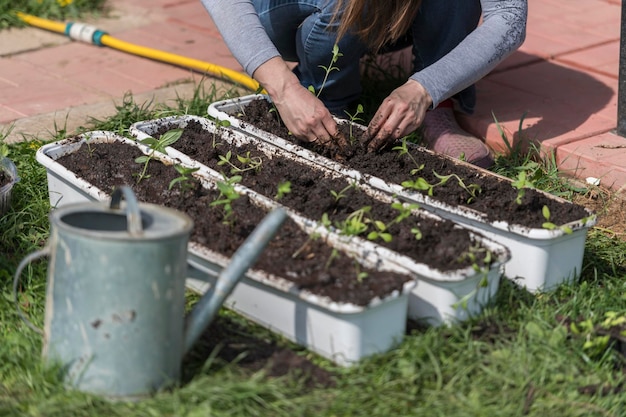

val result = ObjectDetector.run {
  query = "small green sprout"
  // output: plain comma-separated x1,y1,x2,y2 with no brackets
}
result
393,139,425,176
218,150,263,174
309,44,342,98
134,129,183,184
541,205,573,234
168,164,200,191
344,104,364,144
210,175,242,225
275,181,292,200
330,182,357,202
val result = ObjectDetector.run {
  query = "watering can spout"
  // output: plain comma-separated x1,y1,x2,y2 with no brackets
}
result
183,207,287,354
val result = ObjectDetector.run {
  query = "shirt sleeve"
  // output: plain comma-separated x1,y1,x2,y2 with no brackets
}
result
410,0,528,109
200,0,280,76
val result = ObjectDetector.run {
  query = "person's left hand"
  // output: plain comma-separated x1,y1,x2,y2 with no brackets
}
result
366,79,433,152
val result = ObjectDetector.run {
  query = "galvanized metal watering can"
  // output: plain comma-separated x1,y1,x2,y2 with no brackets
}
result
14,186,286,400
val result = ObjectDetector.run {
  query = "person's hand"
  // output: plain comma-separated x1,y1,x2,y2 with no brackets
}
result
366,80,433,152
272,83,340,144
253,57,339,145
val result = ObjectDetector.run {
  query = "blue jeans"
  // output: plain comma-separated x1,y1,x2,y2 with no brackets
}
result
252,0,481,114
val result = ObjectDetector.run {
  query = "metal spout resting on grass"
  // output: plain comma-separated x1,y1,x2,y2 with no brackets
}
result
183,207,287,354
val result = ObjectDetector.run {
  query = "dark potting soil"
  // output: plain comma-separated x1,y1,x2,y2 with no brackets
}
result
55,139,411,306
0,170,9,189
151,120,497,273
185,314,336,388
234,98,590,228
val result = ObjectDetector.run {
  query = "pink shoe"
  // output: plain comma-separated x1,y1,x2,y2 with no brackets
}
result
421,106,494,169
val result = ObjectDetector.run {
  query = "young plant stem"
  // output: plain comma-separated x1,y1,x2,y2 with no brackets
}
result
311,44,342,98
134,129,183,184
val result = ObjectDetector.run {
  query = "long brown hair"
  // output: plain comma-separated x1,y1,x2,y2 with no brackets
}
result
334,0,422,53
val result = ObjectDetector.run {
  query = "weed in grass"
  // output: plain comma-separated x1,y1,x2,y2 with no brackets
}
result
492,112,590,200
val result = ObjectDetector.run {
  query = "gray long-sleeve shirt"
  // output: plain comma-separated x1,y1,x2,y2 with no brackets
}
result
200,0,527,108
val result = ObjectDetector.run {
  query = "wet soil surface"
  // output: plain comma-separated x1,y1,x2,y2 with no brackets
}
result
234,98,590,228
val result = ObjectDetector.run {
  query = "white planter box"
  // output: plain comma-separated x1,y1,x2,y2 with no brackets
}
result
129,118,511,325
35,131,421,366
207,95,597,293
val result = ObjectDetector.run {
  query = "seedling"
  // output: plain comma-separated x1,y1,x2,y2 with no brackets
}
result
432,172,482,203
309,44,343,98
268,102,282,124
134,129,183,184
330,181,358,203
324,248,341,271
367,202,420,243
210,174,242,225
400,176,434,194
354,262,369,283
541,205,573,234
168,164,200,191
510,162,540,204
343,104,364,144
367,220,393,243
401,169,481,203
335,207,371,237
217,150,262,174
212,119,231,148
275,181,292,200
393,139,425,176
83,136,97,158
457,244,493,273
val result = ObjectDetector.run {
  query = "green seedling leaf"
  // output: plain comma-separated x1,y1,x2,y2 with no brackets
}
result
158,129,183,147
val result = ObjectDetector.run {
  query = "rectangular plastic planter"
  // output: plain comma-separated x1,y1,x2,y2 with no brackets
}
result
130,117,511,325
206,94,597,293
35,131,419,366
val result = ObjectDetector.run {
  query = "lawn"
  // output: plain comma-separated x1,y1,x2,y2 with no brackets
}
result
0,0,107,30
1,81,625,417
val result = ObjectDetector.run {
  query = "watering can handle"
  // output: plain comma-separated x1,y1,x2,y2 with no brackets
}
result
109,186,143,236
13,247,50,335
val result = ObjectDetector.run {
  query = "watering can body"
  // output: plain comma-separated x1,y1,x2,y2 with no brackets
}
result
42,188,192,399
15,187,287,400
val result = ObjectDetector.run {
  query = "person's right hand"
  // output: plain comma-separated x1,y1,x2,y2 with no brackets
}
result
252,57,339,145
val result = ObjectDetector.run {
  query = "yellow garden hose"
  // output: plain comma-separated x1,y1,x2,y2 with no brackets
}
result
16,12,261,92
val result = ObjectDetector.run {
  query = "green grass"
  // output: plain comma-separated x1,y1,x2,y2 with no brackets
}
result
0,0,107,30
1,81,626,416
